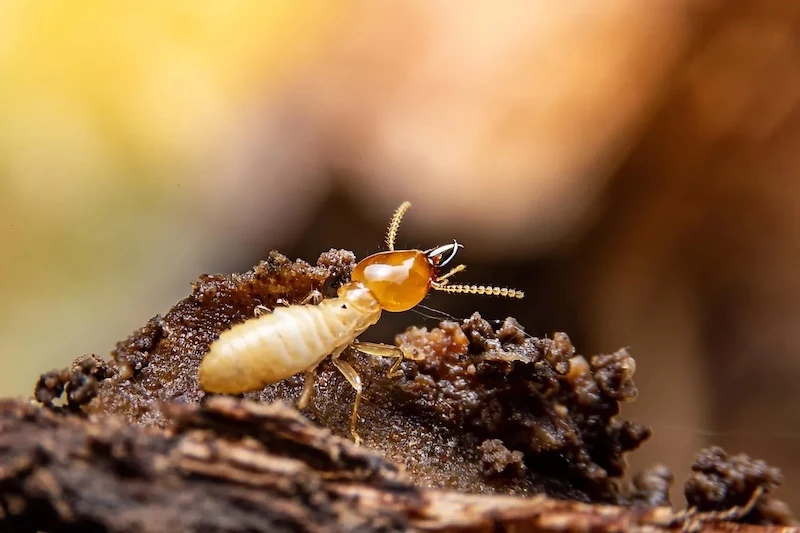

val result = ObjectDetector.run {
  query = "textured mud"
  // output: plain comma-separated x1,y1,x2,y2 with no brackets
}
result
38,249,641,501
29,249,795,524
9,396,782,533
0,397,414,532
34,355,114,411
685,447,794,525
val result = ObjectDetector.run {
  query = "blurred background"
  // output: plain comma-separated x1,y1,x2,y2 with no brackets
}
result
2,0,799,508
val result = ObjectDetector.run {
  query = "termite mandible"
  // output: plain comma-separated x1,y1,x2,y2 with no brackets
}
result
198,201,524,444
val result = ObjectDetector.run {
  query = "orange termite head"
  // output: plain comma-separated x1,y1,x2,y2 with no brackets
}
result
345,201,524,313
350,241,463,312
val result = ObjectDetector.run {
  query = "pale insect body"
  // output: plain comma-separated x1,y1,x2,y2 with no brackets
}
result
198,201,524,444
197,284,380,395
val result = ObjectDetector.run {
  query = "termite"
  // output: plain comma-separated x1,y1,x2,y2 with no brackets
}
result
197,201,524,444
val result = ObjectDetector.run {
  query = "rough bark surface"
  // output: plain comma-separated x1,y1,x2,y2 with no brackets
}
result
0,397,790,533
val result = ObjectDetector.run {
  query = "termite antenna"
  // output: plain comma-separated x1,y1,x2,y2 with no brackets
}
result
385,201,411,251
433,284,525,299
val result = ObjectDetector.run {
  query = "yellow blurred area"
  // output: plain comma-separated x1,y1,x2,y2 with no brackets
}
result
0,2,342,395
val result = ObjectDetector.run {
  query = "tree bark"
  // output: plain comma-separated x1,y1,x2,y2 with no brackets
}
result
0,397,788,533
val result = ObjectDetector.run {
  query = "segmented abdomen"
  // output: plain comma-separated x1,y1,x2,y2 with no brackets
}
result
198,298,377,394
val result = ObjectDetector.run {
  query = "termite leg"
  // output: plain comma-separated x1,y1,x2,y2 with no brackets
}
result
351,341,410,378
300,289,323,305
267,290,320,313
297,369,317,410
330,357,363,446
298,343,346,411
275,289,322,310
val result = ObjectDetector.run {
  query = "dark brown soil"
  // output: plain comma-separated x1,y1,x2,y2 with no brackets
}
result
22,249,794,529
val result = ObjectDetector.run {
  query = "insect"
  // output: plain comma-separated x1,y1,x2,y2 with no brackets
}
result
197,201,524,444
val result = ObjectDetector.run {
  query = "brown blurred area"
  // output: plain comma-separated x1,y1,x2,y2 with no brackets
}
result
2,0,800,509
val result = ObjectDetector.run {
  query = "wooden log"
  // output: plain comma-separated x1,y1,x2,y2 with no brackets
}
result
0,397,791,533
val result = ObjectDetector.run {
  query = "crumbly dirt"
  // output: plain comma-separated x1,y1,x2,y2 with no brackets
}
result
0,397,414,532
478,439,526,478
27,249,796,524
34,354,114,411
379,317,649,501
10,395,773,533
685,446,794,525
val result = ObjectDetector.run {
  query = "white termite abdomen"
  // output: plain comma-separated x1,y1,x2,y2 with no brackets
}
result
198,289,381,394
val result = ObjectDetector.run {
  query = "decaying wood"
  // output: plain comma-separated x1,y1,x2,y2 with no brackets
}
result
6,250,794,531
74,251,654,502
0,396,790,533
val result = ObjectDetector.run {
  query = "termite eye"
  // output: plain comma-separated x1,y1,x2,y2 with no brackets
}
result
352,251,433,312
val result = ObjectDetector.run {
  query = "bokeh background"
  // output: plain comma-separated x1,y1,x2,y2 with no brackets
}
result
2,1,799,509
